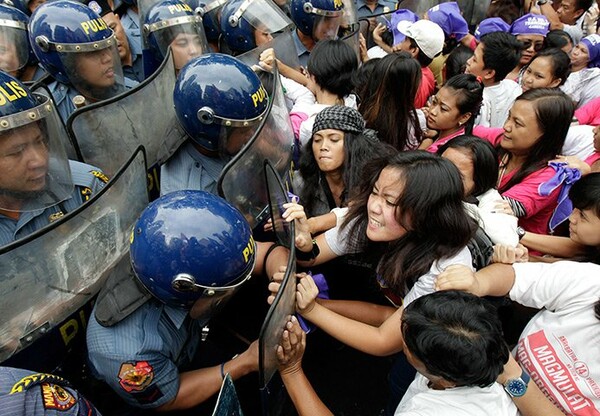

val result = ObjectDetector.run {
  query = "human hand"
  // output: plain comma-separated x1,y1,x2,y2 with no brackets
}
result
259,48,276,72
241,339,260,372
359,33,369,62
263,217,273,232
492,244,529,264
277,315,306,376
282,202,312,252
267,266,287,305
494,200,515,216
550,155,591,176
435,264,482,296
372,23,387,47
296,273,319,315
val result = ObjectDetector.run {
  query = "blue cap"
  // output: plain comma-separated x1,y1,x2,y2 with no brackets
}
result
474,17,510,41
388,9,419,45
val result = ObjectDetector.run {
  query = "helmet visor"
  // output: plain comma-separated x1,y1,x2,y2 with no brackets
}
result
151,18,209,69
0,24,28,73
313,15,342,40
229,0,292,42
59,40,126,102
0,94,73,212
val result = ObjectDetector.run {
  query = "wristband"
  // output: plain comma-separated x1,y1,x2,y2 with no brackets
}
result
296,239,320,261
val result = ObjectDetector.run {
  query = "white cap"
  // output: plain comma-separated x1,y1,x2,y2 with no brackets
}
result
398,20,445,59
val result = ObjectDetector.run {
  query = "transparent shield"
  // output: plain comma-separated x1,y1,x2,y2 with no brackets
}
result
212,374,244,416
0,25,28,73
231,0,293,36
236,29,300,71
0,94,74,213
67,49,186,178
139,0,167,51
258,160,295,389
0,147,149,364
217,64,294,229
59,42,126,102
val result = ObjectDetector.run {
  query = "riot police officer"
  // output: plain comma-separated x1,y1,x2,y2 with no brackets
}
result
0,71,107,246
86,190,260,411
161,53,269,195
28,0,130,122
141,0,209,77
290,0,344,66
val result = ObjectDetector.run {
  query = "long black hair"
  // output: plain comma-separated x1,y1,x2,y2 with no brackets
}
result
342,151,477,296
498,88,574,193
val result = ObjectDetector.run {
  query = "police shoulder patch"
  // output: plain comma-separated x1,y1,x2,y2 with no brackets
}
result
89,170,109,184
118,361,155,393
41,383,76,411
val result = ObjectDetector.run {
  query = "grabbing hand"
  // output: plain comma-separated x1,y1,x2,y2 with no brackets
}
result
282,202,312,252
277,315,306,376
435,264,482,296
492,243,529,264
259,48,276,72
550,155,591,176
296,274,319,315
267,266,287,305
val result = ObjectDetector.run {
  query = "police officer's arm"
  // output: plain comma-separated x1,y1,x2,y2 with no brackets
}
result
278,316,333,416
156,341,258,412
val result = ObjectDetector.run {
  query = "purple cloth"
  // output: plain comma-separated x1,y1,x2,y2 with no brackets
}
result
475,17,510,41
581,34,600,68
509,13,549,36
297,273,329,334
426,2,469,40
538,162,582,232
388,9,419,46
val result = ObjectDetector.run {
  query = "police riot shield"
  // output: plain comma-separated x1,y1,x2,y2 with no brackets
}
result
67,49,185,192
217,64,294,229
258,161,296,412
0,147,149,368
236,29,301,71
339,0,360,58
212,374,244,416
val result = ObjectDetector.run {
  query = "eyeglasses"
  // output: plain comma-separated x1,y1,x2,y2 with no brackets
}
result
521,40,544,52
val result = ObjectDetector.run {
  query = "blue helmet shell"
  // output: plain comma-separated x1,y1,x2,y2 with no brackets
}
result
290,0,343,36
0,70,41,117
28,0,114,84
173,53,268,152
130,190,255,309
219,0,255,53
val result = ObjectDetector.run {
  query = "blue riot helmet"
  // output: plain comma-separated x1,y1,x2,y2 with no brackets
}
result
173,53,268,154
188,0,227,42
0,70,73,213
28,0,126,101
130,190,255,319
142,0,208,72
290,0,343,41
220,0,292,54
0,0,28,15
0,4,30,75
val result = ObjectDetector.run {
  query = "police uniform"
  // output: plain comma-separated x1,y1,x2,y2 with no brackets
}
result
159,141,229,195
120,8,142,62
86,300,204,408
0,366,100,416
0,160,108,247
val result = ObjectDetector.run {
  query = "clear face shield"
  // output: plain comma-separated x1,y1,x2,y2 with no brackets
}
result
145,16,209,70
0,21,28,74
0,94,73,213
172,254,255,321
36,33,126,101
227,0,293,46
195,0,228,39
312,12,343,41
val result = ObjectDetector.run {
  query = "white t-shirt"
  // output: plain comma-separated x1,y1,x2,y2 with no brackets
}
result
395,373,519,415
477,80,522,128
511,261,600,415
464,189,519,247
297,95,358,147
324,221,473,306
562,124,596,161
561,68,600,109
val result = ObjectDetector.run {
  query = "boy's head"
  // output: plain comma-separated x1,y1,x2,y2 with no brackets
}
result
401,290,509,389
396,20,444,67
465,31,521,84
